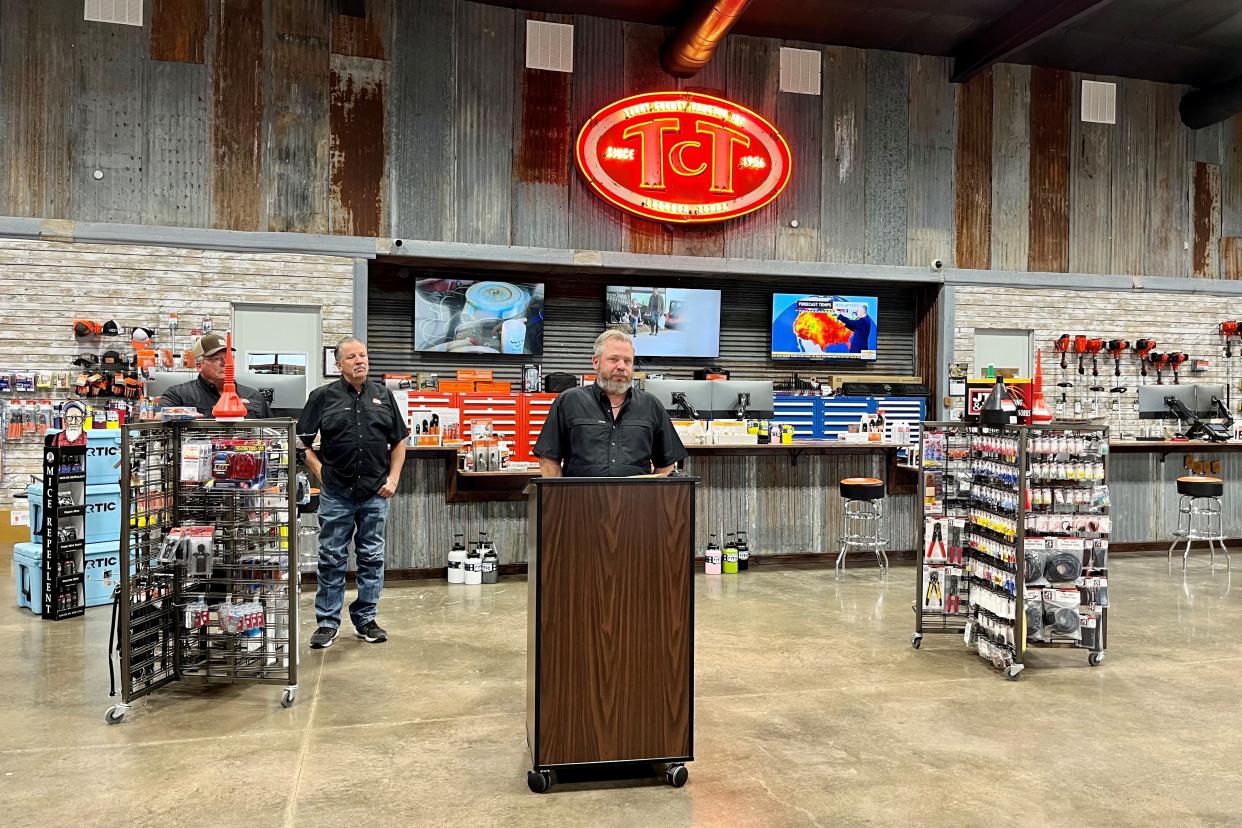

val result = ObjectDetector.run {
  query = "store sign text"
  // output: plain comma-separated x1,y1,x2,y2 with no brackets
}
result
574,92,792,224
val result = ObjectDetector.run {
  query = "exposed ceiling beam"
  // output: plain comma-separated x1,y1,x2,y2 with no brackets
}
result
1180,72,1242,129
661,0,753,79
950,0,1113,83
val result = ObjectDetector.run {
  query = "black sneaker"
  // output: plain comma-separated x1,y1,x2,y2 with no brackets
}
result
309,625,338,649
355,621,388,643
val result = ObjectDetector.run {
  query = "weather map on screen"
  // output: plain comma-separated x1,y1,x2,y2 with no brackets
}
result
770,294,878,361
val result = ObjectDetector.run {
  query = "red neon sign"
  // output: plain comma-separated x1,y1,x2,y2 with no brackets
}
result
574,92,792,224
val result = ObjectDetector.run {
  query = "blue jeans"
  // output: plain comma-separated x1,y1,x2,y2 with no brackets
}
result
315,488,389,630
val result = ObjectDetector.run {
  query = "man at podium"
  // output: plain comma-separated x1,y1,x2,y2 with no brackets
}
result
533,330,687,478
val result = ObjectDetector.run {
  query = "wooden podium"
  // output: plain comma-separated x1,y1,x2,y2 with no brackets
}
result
525,476,696,793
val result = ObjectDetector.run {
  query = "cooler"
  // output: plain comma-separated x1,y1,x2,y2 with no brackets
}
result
43,428,123,485
26,482,123,546
12,541,122,613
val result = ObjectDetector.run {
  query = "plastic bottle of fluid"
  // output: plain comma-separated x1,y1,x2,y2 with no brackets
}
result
481,546,499,584
722,533,739,574
464,547,483,585
737,531,750,571
704,535,722,575
447,534,467,584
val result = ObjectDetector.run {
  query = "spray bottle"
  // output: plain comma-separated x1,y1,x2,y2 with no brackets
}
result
464,541,483,586
704,534,722,575
722,532,739,574
447,533,466,584
737,531,750,571
481,544,499,584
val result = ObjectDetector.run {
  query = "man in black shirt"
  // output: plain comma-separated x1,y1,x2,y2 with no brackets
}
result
298,336,408,648
534,329,686,477
159,333,273,418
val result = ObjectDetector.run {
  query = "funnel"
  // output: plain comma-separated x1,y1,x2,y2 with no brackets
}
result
211,332,248,420
1030,349,1053,424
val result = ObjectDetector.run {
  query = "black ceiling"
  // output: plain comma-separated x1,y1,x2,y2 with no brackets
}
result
479,0,1242,87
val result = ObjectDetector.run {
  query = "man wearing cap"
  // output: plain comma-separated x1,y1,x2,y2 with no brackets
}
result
159,333,272,418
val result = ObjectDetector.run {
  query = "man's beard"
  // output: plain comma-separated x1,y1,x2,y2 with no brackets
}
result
597,374,630,395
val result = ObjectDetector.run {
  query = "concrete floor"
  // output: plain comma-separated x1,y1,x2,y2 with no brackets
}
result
1,548,1240,828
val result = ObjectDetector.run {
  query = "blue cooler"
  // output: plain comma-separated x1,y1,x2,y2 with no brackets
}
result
43,429,123,485
11,540,122,613
26,483,122,547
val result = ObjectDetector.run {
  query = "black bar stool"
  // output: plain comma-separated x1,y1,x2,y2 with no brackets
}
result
836,477,888,576
1169,475,1230,571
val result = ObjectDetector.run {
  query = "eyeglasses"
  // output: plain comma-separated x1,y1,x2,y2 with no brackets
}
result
201,353,226,364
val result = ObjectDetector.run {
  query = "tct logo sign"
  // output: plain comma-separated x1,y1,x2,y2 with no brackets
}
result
575,92,791,224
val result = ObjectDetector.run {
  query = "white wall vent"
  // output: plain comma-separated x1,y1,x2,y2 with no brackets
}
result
1081,80,1116,124
84,0,142,26
526,20,574,73
779,47,821,95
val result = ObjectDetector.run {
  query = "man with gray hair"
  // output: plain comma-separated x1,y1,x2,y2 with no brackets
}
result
533,329,686,477
298,336,408,648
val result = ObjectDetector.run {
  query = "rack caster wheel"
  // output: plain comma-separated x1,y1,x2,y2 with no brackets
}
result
665,764,688,788
1004,665,1024,681
104,704,128,725
1088,652,1105,667
911,634,923,650
527,769,552,793
281,687,298,708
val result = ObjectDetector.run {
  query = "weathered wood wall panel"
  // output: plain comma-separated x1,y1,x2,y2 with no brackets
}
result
329,55,386,237
1191,162,1222,278
71,18,146,224
330,0,390,59
1223,116,1242,238
1027,67,1071,273
1111,80,1154,276
1068,74,1114,274
568,15,625,252
1147,83,1190,277
391,0,456,242
144,61,211,227
820,47,866,264
954,69,991,270
268,14,330,233
863,50,908,266
273,0,327,38
991,63,1030,271
672,37,730,259
1191,121,1223,166
1222,236,1242,279
906,55,955,268
621,23,675,256
150,0,209,63
455,1,515,245
511,13,572,250
775,48,823,262
724,35,778,260
212,0,265,231
1,3,75,220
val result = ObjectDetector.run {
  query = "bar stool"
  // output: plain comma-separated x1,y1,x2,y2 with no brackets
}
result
836,477,889,576
1169,476,1230,572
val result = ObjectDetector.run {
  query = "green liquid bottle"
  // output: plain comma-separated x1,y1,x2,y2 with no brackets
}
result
722,532,739,574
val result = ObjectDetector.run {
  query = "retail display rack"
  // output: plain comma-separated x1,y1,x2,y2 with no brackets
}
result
40,437,88,620
105,419,299,724
914,422,1110,680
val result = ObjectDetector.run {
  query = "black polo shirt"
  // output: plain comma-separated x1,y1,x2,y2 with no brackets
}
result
533,384,687,477
297,378,409,499
159,375,273,419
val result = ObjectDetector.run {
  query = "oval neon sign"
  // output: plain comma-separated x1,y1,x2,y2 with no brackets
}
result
574,91,792,224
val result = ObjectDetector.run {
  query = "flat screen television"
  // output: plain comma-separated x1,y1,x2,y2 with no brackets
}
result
605,286,721,358
414,278,544,355
770,293,878,361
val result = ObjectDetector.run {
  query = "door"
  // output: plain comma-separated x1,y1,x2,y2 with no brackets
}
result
231,303,322,410
974,329,1032,377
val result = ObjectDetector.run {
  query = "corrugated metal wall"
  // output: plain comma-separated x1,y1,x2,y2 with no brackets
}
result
367,263,919,382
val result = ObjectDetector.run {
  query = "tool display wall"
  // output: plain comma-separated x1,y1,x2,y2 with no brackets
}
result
914,423,1110,680
105,419,299,724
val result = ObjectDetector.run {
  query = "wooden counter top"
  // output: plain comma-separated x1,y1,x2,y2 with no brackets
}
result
1109,440,1242,454
685,440,906,455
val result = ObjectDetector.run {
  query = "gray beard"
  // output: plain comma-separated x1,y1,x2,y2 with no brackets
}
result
597,376,630,395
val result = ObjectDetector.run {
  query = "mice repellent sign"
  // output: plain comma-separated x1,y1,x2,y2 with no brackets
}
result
574,91,792,224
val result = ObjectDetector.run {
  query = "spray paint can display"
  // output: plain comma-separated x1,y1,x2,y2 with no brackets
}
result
481,546,499,584
447,533,466,584
722,532,739,574
737,531,750,571
705,534,722,575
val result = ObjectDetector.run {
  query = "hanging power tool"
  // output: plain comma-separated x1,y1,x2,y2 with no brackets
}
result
1107,340,1129,377
1074,335,1089,375
1148,351,1169,385
1221,321,1239,409
1167,352,1188,385
1054,334,1071,370
1133,339,1156,382
1053,335,1072,416
1086,339,1105,418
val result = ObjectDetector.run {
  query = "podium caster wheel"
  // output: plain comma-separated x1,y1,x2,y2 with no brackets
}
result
527,770,552,794
666,764,688,788
104,705,127,725
911,634,923,650
1089,652,1105,667
281,688,297,708
1005,665,1024,681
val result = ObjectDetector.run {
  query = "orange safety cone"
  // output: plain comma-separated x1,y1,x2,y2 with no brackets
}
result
1030,349,1054,425
211,332,249,420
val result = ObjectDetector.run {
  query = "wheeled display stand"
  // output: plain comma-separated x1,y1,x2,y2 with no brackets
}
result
525,477,695,793
41,438,88,620
105,419,299,724
914,423,1110,679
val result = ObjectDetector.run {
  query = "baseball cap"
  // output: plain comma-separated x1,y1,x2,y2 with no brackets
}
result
192,332,230,359
101,319,120,336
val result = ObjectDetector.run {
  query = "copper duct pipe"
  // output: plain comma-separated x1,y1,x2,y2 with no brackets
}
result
660,0,753,79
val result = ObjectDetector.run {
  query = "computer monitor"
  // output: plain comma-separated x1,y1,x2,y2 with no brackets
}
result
642,379,714,420
236,370,308,412
709,380,775,420
1195,384,1226,416
144,371,196,403
1137,384,1198,420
